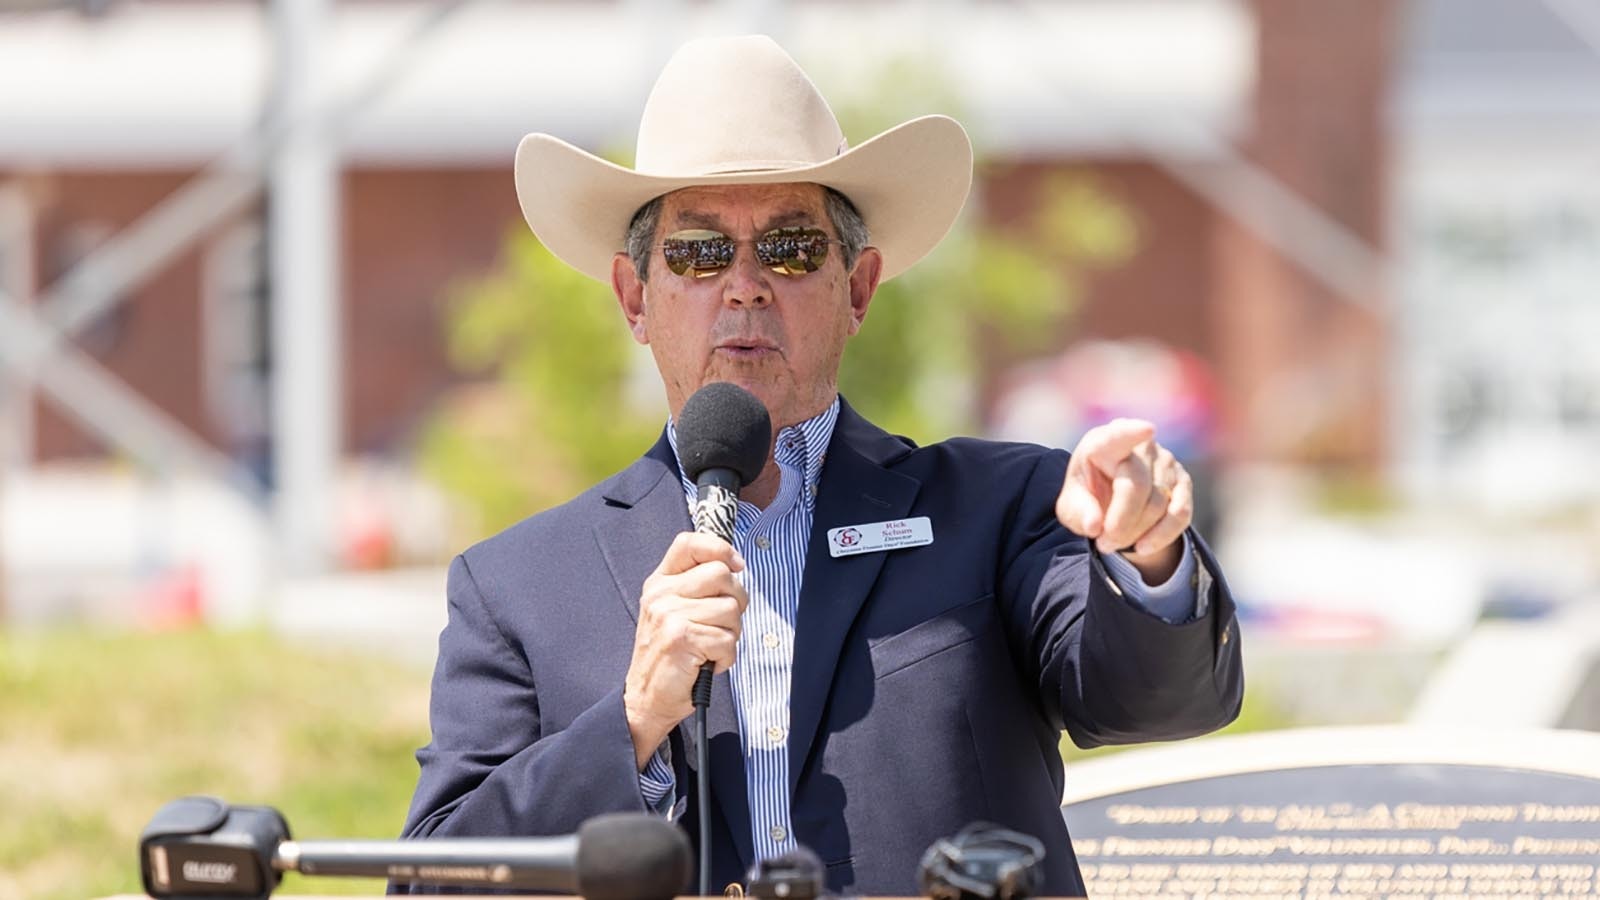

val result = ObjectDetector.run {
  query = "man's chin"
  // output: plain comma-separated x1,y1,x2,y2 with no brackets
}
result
695,371,786,421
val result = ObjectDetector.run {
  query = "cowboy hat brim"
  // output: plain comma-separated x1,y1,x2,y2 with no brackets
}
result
513,114,973,284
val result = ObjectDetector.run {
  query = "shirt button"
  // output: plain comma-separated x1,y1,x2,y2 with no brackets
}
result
805,483,816,497
755,535,771,550
762,632,780,649
766,724,785,743
769,825,787,842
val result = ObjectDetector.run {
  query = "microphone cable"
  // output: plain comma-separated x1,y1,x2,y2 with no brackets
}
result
692,666,714,895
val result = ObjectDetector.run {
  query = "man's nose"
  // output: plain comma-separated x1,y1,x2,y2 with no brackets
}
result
720,243,774,308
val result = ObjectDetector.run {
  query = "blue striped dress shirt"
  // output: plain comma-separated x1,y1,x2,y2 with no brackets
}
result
639,396,1201,864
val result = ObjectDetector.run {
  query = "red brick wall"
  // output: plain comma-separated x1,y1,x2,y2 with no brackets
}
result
982,159,1219,357
978,1,1399,469
14,167,521,463
342,168,520,453
978,159,1221,421
1213,0,1396,468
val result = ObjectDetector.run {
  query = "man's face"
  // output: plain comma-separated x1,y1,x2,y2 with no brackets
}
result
612,182,882,431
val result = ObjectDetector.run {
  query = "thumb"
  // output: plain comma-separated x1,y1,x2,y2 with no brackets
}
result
1056,479,1104,538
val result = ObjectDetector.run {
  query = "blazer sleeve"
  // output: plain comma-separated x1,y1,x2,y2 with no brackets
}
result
397,554,648,848
996,448,1244,750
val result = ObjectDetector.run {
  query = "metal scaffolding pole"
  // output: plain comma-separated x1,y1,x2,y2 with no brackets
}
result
0,292,257,492
269,0,340,575
0,0,474,595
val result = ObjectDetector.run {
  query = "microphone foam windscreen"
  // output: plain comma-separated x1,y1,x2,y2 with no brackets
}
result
576,813,692,900
675,382,772,487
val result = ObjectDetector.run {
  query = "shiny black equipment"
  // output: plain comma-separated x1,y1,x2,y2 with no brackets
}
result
916,822,1045,900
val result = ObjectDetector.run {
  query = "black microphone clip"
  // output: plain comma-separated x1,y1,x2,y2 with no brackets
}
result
917,822,1045,900
746,845,830,899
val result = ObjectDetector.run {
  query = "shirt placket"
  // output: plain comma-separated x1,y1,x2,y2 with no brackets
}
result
732,431,807,859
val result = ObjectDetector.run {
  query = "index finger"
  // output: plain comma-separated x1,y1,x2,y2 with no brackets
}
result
654,531,746,577
1077,418,1157,473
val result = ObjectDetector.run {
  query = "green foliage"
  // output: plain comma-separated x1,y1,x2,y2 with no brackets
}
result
823,53,1139,444
0,626,1288,900
0,628,431,899
839,170,1137,443
419,232,663,537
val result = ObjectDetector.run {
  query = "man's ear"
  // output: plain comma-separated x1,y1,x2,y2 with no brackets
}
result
612,252,649,345
846,246,883,336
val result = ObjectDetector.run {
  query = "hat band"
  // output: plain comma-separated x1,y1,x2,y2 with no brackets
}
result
640,158,819,177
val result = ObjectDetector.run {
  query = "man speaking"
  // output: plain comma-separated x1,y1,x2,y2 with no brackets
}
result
398,35,1243,897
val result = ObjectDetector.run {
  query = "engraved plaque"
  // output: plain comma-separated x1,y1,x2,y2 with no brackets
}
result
1061,728,1600,898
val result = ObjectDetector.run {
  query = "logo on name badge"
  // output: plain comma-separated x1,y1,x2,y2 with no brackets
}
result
827,517,934,557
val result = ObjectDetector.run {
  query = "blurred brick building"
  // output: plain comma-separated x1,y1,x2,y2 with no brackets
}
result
0,0,1398,476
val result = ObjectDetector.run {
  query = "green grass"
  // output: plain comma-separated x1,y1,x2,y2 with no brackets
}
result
0,627,432,900
0,627,1287,900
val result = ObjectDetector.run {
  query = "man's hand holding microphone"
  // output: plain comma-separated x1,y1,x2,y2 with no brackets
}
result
624,533,748,769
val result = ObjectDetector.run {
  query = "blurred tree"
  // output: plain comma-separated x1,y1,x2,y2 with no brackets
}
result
824,56,1137,439
839,172,1137,442
418,235,659,537
421,59,1137,540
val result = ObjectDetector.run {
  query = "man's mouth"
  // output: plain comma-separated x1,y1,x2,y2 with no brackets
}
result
715,340,780,358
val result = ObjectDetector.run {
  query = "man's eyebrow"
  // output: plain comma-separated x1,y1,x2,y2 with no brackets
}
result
761,209,819,230
673,210,726,230
668,208,821,231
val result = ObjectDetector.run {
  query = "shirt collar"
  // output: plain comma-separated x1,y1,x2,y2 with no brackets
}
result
667,395,840,508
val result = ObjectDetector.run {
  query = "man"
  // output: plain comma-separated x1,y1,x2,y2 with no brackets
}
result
399,35,1242,896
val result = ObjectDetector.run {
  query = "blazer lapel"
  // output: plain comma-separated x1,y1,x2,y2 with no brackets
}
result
594,433,690,624
592,432,754,871
787,401,920,792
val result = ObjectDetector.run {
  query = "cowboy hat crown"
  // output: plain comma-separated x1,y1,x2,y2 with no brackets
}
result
514,34,973,282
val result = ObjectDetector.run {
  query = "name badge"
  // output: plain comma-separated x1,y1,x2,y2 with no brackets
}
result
827,517,934,558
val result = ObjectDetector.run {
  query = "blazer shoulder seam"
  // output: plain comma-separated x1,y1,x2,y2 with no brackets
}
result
454,552,523,669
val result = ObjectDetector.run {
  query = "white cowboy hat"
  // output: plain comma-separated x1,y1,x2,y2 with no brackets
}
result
513,34,973,283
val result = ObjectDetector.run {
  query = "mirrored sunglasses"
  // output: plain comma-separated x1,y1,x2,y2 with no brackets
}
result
659,227,840,278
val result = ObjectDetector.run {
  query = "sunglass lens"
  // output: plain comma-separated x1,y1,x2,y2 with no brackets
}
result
758,227,830,275
662,230,736,277
661,227,830,278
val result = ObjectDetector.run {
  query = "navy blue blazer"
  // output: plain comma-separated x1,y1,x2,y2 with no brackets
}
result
397,399,1242,896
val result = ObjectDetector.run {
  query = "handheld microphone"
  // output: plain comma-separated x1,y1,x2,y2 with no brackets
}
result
139,796,691,900
673,381,772,894
677,381,772,545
